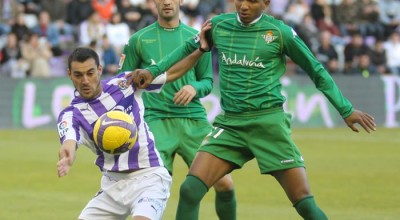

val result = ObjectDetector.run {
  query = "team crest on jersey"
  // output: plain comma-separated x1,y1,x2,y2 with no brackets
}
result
57,121,68,138
118,78,129,90
118,54,126,70
262,31,278,44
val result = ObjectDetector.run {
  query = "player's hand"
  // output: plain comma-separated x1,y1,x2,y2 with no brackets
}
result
57,157,71,177
57,147,73,177
174,85,196,106
125,69,154,89
199,19,212,52
344,109,376,133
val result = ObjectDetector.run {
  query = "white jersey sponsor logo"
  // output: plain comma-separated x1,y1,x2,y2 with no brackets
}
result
221,52,266,68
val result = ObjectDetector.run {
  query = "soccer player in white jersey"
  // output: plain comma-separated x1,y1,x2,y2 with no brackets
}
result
56,47,198,220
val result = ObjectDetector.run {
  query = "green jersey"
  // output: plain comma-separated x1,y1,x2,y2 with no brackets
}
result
120,22,213,122
148,13,354,118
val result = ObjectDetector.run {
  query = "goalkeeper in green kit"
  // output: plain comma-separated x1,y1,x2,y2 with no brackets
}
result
127,0,377,219
119,0,237,219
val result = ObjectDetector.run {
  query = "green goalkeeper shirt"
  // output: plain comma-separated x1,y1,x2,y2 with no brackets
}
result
120,22,213,122
147,12,354,118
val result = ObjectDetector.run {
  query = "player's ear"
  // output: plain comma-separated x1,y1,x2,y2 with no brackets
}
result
67,69,72,79
98,65,103,76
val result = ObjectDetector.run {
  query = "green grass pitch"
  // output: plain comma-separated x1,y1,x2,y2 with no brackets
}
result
1,128,399,219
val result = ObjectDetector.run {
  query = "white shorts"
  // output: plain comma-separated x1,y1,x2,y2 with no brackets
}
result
78,167,172,220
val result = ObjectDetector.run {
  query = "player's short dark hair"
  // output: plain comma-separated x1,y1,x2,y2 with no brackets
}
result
68,47,100,70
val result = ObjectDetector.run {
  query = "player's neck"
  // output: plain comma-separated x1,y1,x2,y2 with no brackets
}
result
158,18,180,29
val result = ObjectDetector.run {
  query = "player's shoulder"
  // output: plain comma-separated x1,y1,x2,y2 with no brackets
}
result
128,23,158,41
179,22,198,35
263,14,292,30
103,73,130,89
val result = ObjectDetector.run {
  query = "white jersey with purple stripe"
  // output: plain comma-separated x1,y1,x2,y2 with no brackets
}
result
57,71,166,172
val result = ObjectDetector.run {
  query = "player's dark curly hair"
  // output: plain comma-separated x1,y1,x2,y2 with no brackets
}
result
67,47,100,70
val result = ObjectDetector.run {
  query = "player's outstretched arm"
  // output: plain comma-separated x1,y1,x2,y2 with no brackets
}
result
57,140,77,177
344,109,376,133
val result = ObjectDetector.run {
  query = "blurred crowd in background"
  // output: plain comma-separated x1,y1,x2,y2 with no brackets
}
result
0,0,400,79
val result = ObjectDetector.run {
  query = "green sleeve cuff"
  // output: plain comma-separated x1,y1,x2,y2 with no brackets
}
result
341,106,354,119
146,65,162,78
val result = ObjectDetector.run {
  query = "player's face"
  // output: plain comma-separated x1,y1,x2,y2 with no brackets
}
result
68,58,103,100
235,0,270,24
154,0,182,21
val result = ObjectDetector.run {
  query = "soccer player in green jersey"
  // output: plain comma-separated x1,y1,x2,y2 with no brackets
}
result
119,0,237,219
128,0,377,219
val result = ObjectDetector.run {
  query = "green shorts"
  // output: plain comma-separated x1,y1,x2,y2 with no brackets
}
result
199,107,305,174
147,118,212,174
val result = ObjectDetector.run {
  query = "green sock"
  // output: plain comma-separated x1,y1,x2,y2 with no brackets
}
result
215,190,237,220
294,196,328,220
176,175,209,220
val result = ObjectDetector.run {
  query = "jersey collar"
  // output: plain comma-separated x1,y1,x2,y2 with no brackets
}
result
156,21,181,31
236,13,263,27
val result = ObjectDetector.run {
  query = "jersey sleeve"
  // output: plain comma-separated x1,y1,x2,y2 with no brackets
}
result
190,50,213,98
282,26,354,118
144,73,167,93
119,35,142,73
57,108,80,144
146,34,200,77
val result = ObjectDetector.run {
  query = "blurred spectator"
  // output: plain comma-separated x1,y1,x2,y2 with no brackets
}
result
349,53,378,78
39,0,66,22
268,0,290,19
356,0,384,40
54,19,77,50
383,32,400,75
0,32,29,78
66,0,94,26
336,0,360,37
283,0,310,28
129,0,146,6
21,32,53,77
181,0,200,18
311,0,340,36
17,0,39,28
117,0,142,32
378,0,400,38
106,12,130,54
296,13,319,52
92,0,117,22
18,0,41,15
197,0,226,21
343,32,369,73
11,12,31,42
79,11,106,46
135,0,157,31
0,0,21,36
101,35,119,76
368,40,388,75
315,30,340,74
31,10,62,56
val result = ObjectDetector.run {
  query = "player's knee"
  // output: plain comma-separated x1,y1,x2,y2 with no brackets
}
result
179,178,204,203
214,174,235,192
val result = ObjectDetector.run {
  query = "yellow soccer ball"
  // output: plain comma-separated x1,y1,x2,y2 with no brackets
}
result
93,111,138,155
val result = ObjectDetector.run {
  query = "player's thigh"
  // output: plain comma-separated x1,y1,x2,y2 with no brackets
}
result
79,190,128,220
250,111,304,174
130,168,172,220
178,119,212,167
147,119,181,172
